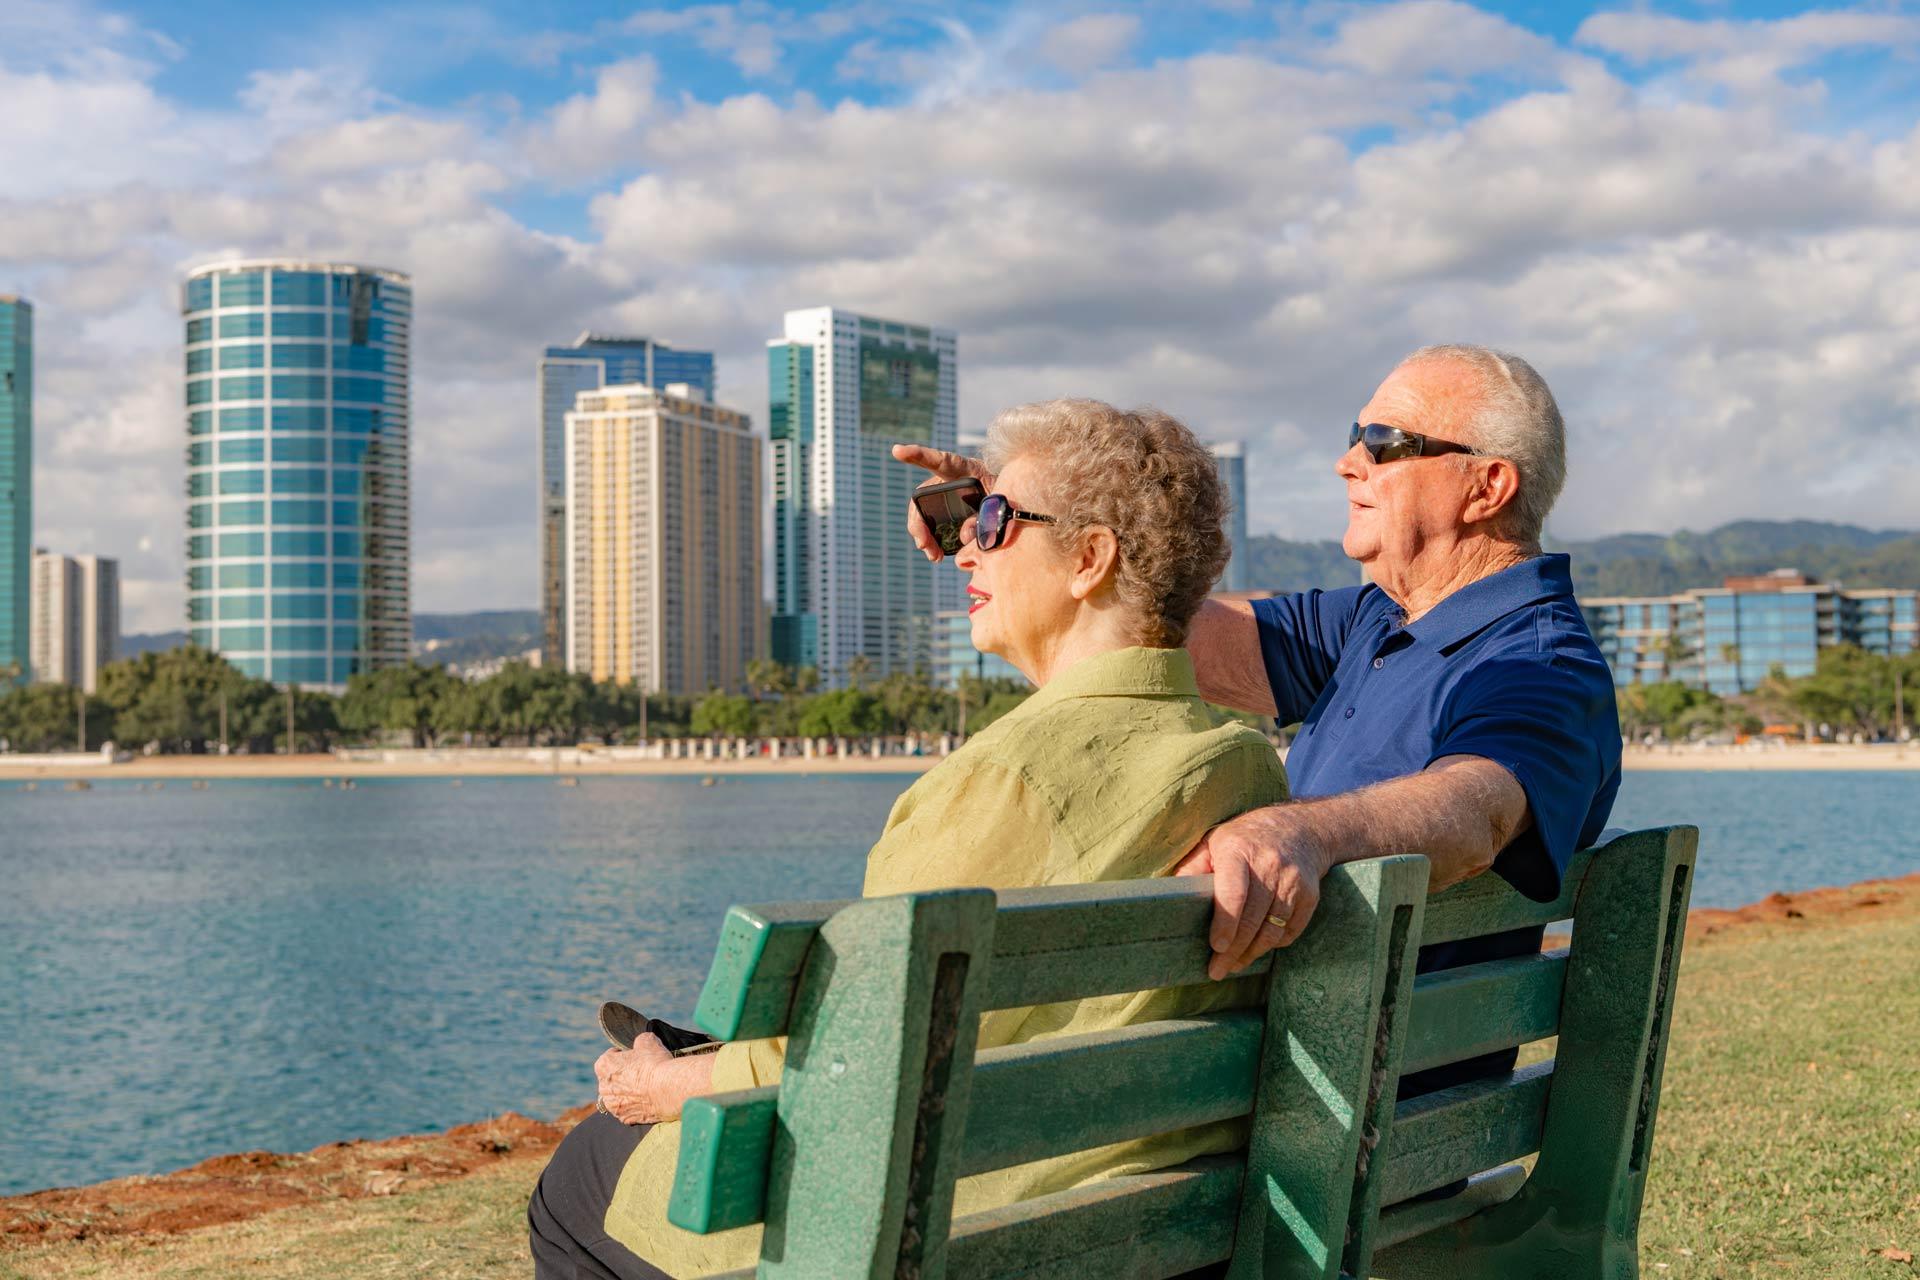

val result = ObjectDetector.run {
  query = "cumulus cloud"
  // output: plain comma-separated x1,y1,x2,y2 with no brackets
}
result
7,0,1920,634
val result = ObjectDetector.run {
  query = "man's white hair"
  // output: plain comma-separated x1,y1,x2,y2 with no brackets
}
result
1404,344,1566,547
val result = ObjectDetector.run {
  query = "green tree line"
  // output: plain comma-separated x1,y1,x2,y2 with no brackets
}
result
0,647,1033,755
1618,645,1920,742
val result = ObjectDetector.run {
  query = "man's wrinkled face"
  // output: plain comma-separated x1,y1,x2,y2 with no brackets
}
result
1337,360,1481,571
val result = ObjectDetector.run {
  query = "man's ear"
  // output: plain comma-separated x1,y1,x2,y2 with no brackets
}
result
1068,526,1121,601
1463,457,1522,527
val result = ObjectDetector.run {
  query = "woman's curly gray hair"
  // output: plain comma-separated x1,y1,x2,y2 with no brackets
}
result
984,398,1228,648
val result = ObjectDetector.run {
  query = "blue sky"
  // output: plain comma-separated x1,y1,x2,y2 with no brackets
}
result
3,0,1919,629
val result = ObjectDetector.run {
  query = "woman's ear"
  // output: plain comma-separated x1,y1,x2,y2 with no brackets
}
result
1067,526,1121,602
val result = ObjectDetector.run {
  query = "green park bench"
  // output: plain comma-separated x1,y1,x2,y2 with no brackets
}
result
665,824,1698,1278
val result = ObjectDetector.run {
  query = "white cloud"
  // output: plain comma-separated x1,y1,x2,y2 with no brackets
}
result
1576,8,1920,93
1323,0,1558,79
1038,13,1140,76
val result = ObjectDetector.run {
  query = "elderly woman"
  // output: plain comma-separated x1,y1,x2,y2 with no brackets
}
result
529,399,1287,1279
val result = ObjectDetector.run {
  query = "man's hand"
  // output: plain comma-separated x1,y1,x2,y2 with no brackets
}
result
1175,805,1330,980
892,443,993,562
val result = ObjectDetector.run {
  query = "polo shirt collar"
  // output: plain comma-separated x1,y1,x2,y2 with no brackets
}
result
1401,553,1574,653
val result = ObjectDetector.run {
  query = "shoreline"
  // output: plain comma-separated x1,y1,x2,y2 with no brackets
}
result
4,741,1919,782
3,865,1915,1241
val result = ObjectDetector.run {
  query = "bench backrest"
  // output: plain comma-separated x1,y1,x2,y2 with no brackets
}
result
670,825,1698,1279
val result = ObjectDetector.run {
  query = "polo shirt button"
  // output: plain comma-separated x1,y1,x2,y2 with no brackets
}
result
1344,707,1355,718
1372,657,1384,669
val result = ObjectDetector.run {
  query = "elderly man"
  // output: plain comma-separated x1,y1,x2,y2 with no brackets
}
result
900,345,1620,1091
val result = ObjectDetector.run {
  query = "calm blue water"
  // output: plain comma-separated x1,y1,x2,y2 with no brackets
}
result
1,769,1915,1196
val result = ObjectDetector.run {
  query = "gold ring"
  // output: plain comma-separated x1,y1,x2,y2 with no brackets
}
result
1265,913,1289,930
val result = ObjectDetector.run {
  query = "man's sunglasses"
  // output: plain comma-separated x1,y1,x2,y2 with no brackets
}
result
967,493,1056,551
1349,422,1478,464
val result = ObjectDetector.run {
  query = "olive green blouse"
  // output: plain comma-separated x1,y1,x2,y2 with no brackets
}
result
604,646,1289,1275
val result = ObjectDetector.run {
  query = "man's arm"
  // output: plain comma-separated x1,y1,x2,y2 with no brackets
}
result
1175,755,1529,979
1186,599,1278,715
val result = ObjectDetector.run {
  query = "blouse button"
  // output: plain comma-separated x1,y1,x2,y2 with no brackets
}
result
1372,657,1384,669
1344,707,1355,719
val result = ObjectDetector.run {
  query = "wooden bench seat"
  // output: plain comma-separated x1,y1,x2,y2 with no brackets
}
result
666,824,1697,1278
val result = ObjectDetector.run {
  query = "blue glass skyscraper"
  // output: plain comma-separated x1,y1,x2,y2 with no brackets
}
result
183,261,412,687
0,296,29,686
537,334,713,664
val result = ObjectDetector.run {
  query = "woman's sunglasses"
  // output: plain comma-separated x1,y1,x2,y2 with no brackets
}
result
967,493,1057,551
1349,422,1478,464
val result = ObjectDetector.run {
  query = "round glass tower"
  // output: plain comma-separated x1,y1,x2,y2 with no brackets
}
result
182,260,411,687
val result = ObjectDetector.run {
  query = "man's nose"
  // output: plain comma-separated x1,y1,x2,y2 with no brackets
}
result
1334,443,1369,481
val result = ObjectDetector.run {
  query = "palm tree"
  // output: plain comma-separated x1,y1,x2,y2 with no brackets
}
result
845,654,872,691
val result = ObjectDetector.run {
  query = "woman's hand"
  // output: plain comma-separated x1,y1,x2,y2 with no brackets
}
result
893,444,994,562
594,1032,716,1125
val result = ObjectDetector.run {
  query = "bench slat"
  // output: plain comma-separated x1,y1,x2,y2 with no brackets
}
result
961,1012,1263,1176
1418,842,1599,947
670,1012,1264,1233
984,879,1273,1009
1372,1162,1529,1252
946,1156,1242,1280
695,878,1272,1041
1379,1060,1555,1205
1401,948,1569,1075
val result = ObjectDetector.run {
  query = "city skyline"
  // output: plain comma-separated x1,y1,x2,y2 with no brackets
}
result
5,2,1920,633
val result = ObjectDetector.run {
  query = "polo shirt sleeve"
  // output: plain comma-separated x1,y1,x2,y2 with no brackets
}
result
1251,585,1368,723
1430,653,1616,901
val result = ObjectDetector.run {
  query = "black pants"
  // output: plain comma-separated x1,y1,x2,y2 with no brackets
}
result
529,1108,674,1279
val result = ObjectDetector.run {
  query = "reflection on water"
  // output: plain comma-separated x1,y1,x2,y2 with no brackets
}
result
1,768,1914,1195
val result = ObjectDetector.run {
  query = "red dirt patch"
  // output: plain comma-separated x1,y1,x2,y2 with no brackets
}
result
1687,872,1920,943
0,1105,595,1246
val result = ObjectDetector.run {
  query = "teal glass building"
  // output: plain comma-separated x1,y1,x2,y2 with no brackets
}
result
182,261,411,687
0,297,29,686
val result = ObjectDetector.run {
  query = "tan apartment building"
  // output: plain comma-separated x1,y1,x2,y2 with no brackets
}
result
30,550,119,692
564,383,762,696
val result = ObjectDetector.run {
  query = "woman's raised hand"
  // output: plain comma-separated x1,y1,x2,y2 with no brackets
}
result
893,443,993,562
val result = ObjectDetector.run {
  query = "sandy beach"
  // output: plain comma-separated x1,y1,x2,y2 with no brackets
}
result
5,741,1920,781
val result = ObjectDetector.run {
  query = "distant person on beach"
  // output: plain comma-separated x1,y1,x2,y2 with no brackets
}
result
530,400,1288,1279
905,343,1623,1099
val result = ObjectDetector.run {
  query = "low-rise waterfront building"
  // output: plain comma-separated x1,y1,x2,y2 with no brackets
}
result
1583,569,1919,694
29,551,118,692
564,383,761,696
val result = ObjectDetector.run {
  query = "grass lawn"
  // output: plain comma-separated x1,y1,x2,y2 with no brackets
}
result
6,906,1915,1279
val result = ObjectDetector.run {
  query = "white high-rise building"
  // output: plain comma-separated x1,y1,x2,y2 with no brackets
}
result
564,383,762,697
768,308,959,683
30,551,118,692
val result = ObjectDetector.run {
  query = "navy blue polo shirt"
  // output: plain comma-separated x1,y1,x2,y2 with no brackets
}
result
1252,554,1622,1090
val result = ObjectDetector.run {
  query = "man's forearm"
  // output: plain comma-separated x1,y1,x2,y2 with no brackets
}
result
1285,756,1530,891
